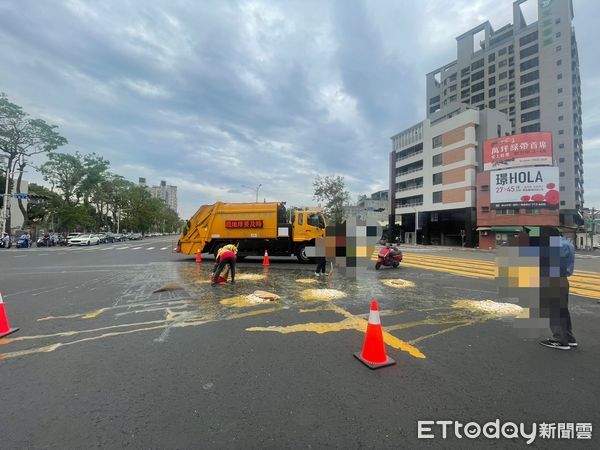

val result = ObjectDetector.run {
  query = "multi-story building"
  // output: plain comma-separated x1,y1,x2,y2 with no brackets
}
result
344,190,389,225
389,105,509,246
143,179,178,213
425,0,583,226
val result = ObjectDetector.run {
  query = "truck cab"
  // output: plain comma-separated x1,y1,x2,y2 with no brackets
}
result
292,209,326,262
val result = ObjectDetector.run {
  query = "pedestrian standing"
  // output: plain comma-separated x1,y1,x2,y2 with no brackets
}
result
211,244,237,286
315,256,326,277
540,228,577,350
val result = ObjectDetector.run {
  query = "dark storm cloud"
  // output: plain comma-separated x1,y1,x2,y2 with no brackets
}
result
0,0,598,217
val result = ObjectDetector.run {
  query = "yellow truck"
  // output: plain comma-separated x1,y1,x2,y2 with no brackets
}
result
176,202,326,262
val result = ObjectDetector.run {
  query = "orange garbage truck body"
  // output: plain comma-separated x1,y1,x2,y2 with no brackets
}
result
177,202,326,263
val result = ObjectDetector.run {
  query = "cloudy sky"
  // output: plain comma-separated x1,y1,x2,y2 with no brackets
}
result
1,0,598,218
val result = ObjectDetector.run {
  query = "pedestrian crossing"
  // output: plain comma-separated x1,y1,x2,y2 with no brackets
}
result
401,252,600,300
3,244,175,255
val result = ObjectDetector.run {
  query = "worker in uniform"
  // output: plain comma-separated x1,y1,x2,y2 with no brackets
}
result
211,244,238,286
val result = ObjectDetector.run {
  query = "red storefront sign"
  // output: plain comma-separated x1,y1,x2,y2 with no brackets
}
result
484,132,552,171
225,220,264,228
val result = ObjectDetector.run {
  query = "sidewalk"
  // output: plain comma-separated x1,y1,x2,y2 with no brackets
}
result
396,244,599,259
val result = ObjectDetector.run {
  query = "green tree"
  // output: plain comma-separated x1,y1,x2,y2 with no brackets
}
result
0,93,67,231
312,175,351,225
40,152,86,206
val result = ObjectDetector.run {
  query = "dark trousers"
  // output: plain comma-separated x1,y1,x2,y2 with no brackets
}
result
548,278,576,345
315,257,326,274
212,257,236,283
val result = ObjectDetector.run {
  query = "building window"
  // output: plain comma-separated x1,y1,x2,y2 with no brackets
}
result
432,135,442,148
556,59,562,66
520,57,538,71
429,95,440,105
521,110,540,122
560,186,565,191
481,206,490,213
471,59,484,70
499,47,507,56
558,101,563,107
559,157,565,163
556,45,562,52
471,70,485,82
488,88,496,97
558,115,563,121
556,32,561,38
560,201,566,206
521,83,540,97
559,143,564,149
519,31,538,47
481,185,489,191
521,97,540,110
433,173,443,185
559,171,565,177
488,53,495,63
433,191,442,203
557,73,562,80
558,129,564,135
521,123,541,133
471,93,484,103
449,94,457,102
461,78,470,88
499,83,507,92
488,76,496,85
488,65,496,74
432,154,442,166
526,209,542,215
461,67,470,77
520,70,539,84
461,89,470,99
489,100,496,109
499,59,507,68
499,96,508,104
496,209,517,215
471,81,484,93
520,44,538,59
555,18,561,24
499,72,508,80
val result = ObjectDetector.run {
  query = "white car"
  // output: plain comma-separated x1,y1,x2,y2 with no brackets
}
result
68,234,100,246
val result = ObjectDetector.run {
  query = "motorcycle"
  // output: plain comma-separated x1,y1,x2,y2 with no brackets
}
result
0,237,11,248
16,236,30,248
37,235,54,247
375,246,403,270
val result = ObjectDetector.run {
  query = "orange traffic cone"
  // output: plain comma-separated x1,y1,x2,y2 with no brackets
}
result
195,249,202,263
262,249,270,266
0,292,19,339
354,300,396,369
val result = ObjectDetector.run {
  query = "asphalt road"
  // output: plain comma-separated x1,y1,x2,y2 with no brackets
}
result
1,239,599,449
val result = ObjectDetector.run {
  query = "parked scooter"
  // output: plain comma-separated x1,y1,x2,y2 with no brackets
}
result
0,233,11,248
16,235,31,248
375,245,403,270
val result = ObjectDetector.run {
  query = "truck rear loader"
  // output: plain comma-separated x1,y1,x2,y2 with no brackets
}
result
176,202,326,263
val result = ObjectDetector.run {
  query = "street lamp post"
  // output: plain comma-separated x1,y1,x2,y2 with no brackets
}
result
1,164,12,234
242,184,262,202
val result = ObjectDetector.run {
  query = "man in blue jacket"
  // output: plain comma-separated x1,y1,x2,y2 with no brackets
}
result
540,228,577,350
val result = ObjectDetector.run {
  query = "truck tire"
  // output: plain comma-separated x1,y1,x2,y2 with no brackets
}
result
295,244,311,263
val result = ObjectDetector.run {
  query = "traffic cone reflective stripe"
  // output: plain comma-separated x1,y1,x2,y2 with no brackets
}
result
262,249,270,266
195,249,202,263
0,292,19,339
354,300,396,369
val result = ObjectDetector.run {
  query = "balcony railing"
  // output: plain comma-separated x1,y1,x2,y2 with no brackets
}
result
396,185,424,193
396,149,423,163
396,201,424,208
396,167,423,177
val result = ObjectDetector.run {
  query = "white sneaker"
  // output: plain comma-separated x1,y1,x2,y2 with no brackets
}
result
314,272,320,277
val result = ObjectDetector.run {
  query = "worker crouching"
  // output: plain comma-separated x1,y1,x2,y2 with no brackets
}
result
211,244,238,286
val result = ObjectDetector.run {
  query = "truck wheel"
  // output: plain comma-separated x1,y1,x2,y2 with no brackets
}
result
295,245,310,263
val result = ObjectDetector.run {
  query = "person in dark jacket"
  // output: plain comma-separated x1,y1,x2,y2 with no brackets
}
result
540,228,577,350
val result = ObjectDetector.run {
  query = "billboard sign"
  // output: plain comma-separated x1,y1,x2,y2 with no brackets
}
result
490,166,559,209
484,132,553,171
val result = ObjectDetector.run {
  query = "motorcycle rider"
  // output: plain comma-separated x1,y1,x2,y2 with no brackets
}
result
1,232,10,248
385,243,401,262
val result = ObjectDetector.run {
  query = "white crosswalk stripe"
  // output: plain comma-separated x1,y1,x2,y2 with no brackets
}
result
146,247,155,250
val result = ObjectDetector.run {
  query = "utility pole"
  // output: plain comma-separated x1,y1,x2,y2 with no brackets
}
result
1,164,11,234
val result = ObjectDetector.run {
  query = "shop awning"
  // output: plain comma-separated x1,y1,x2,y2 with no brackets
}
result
524,226,540,237
490,226,523,232
476,227,492,231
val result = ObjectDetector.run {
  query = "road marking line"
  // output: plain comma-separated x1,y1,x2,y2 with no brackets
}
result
14,255,26,258
146,247,155,250
160,247,168,250
132,247,142,250
116,246,129,250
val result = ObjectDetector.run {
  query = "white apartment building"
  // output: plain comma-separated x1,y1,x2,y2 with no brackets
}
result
140,178,178,213
389,105,509,246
